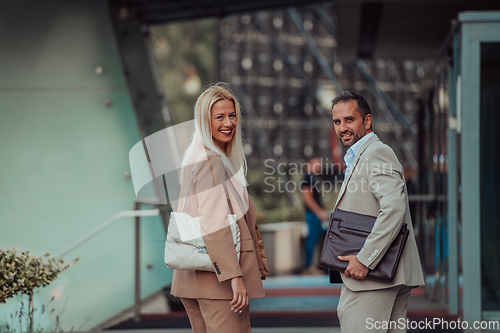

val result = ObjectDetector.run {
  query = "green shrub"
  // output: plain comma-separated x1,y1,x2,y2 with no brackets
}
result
0,248,78,333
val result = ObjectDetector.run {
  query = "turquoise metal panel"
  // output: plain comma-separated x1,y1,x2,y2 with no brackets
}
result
0,0,172,331
0,2,126,89
459,11,500,23
460,19,483,328
459,13,500,328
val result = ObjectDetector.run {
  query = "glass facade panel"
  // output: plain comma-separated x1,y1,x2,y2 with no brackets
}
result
480,42,500,313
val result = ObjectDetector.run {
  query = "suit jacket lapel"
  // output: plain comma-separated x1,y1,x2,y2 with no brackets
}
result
334,134,380,209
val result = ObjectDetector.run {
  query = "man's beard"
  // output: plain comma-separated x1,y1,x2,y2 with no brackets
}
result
340,129,365,147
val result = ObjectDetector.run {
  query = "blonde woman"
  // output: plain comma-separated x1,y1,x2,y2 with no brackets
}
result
170,83,268,333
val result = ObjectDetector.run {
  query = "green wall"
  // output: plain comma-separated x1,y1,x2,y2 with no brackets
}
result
0,0,172,330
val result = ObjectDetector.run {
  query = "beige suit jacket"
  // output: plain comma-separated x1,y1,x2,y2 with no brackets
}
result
334,134,425,291
170,147,265,300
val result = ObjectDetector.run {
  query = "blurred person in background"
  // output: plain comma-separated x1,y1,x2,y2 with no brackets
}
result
301,157,329,275
171,83,268,333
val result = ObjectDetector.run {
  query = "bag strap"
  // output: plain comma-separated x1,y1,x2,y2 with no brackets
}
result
181,154,204,213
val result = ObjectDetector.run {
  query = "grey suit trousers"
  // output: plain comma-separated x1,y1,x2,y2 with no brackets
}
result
337,284,412,333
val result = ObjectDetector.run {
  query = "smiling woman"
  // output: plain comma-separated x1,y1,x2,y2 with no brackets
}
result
211,99,237,151
180,83,247,186
170,83,268,333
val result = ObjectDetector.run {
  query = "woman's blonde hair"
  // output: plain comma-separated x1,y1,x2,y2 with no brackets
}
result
181,83,248,186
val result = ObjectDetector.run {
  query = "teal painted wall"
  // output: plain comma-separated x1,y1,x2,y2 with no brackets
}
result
0,0,172,330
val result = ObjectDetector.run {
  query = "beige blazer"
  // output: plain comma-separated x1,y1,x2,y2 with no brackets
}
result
334,134,425,291
170,147,265,300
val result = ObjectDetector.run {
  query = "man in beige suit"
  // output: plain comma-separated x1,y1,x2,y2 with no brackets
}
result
327,91,425,333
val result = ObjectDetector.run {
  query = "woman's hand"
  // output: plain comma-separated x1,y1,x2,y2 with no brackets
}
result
229,276,249,313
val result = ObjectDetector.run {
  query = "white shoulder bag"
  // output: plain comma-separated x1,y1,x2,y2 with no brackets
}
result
164,155,241,271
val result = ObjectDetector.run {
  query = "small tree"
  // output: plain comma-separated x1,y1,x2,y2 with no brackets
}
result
0,248,79,333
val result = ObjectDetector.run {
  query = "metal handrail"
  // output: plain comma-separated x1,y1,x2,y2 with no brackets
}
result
56,202,161,323
56,208,159,258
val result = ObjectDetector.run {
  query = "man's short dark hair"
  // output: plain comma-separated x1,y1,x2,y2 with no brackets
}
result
331,91,371,119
